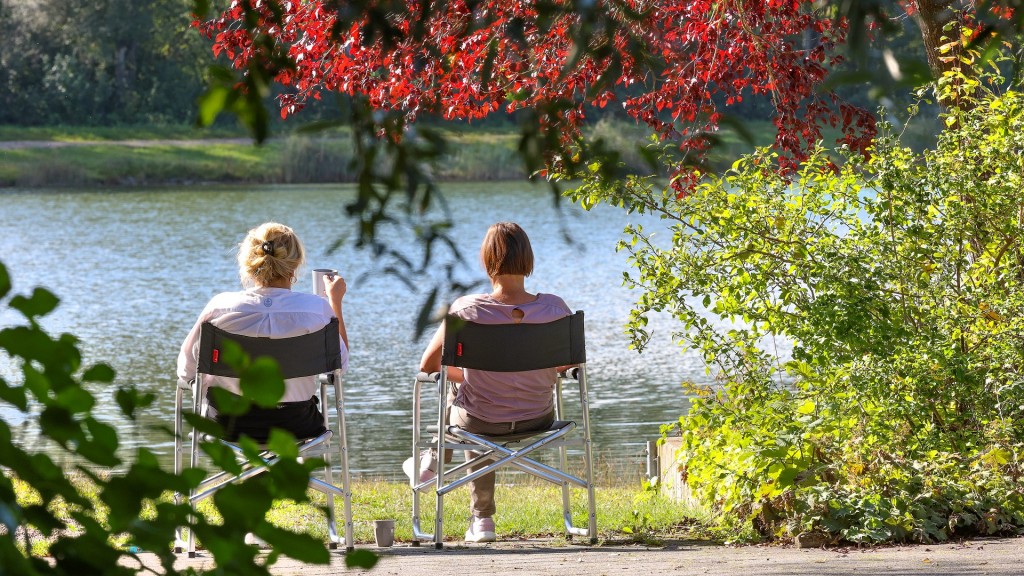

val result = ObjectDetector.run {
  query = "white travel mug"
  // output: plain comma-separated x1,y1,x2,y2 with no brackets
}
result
311,268,338,298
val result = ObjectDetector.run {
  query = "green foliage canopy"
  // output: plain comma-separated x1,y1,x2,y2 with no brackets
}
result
569,48,1024,543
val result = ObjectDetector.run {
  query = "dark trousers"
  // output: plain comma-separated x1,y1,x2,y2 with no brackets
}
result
207,389,327,443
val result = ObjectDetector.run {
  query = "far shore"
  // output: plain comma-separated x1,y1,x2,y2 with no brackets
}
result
0,120,749,189
0,132,533,188
0,137,253,150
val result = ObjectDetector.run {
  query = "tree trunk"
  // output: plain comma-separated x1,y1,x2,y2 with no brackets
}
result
912,1,977,118
913,1,964,78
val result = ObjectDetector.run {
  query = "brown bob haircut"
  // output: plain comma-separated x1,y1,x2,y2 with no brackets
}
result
480,222,534,278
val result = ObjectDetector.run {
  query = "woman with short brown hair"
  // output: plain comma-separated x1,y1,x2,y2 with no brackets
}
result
411,222,572,543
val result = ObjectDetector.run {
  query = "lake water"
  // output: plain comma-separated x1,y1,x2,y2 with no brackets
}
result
0,182,702,479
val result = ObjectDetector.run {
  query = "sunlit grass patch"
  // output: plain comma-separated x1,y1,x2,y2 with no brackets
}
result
10,471,710,555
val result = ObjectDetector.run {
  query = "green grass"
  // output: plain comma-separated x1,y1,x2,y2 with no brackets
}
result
0,129,535,186
0,142,284,187
11,472,711,556
0,124,248,142
0,119,800,187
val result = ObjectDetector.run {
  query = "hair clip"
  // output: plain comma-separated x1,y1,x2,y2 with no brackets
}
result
261,240,275,255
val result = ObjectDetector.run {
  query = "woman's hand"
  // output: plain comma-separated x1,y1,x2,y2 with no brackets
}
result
324,274,349,348
324,273,347,302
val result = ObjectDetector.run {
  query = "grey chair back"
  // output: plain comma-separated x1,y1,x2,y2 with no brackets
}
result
441,311,586,372
197,317,342,379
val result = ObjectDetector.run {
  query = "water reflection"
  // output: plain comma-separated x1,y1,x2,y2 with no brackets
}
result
1,182,702,478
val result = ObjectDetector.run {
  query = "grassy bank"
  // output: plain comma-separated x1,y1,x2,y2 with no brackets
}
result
0,124,247,142
0,131,526,187
0,121,771,188
11,474,710,557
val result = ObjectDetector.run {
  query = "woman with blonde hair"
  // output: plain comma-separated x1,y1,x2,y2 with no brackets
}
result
177,222,349,441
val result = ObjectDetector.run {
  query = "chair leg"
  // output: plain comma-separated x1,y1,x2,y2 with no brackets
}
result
322,439,341,550
186,386,202,557
433,374,448,550
558,437,573,538
579,368,598,543
333,376,355,552
173,386,184,553
585,443,598,543
433,491,444,549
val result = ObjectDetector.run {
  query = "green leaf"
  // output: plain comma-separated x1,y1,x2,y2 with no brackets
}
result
266,457,313,501
9,288,60,319
207,386,251,416
0,261,10,299
266,428,299,459
200,441,244,476
86,417,119,450
239,357,286,408
78,418,120,467
183,412,225,437
345,548,379,569
197,83,231,127
0,378,28,411
262,527,329,564
213,482,273,526
775,467,800,488
114,386,156,420
218,338,248,371
38,405,81,445
82,364,115,383
191,0,211,19
54,386,96,413
0,327,54,364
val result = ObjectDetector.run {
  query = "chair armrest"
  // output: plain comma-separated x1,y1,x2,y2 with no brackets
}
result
177,378,194,391
416,371,440,383
558,367,580,380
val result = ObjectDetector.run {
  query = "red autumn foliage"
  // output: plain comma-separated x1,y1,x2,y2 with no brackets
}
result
198,1,880,182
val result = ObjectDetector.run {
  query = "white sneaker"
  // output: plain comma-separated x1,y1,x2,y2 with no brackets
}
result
244,532,269,548
403,454,436,484
465,516,496,543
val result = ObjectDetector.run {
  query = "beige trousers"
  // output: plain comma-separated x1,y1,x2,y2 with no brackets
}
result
426,390,555,518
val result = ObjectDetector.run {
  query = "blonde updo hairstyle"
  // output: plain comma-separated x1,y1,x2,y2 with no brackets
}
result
238,222,305,287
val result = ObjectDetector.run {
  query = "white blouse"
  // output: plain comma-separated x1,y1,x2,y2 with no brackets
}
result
177,287,348,404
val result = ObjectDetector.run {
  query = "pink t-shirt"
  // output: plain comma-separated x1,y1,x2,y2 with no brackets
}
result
449,292,572,422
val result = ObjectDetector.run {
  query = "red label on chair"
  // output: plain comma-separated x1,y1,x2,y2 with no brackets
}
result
212,349,219,363
457,343,463,356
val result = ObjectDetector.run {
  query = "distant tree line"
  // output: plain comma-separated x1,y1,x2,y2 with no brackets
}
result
0,0,209,125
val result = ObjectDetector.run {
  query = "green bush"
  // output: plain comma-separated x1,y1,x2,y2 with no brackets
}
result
0,261,376,573
571,50,1024,544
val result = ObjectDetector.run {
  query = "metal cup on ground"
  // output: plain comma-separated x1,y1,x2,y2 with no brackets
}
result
312,268,338,298
372,519,395,547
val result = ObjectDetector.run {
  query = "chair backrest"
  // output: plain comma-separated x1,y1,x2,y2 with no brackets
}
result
440,311,586,372
196,318,343,379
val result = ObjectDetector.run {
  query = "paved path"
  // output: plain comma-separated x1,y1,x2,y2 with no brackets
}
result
135,536,1024,575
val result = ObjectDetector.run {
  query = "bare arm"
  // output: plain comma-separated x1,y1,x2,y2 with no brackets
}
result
324,274,349,349
420,323,463,382
420,323,443,372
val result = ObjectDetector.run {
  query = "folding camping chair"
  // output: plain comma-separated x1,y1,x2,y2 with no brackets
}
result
410,311,597,548
173,318,353,556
